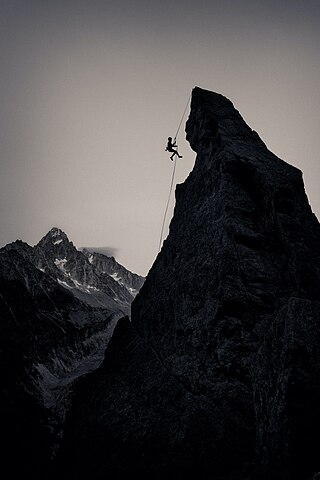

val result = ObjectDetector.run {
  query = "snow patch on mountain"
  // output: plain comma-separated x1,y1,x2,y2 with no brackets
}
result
54,258,67,269
110,272,124,284
57,279,72,289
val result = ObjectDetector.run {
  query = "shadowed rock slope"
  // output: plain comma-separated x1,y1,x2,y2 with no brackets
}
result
58,87,320,480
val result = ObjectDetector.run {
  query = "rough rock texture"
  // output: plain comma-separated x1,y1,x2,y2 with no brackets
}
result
82,248,144,297
0,229,144,479
58,87,320,480
33,227,144,311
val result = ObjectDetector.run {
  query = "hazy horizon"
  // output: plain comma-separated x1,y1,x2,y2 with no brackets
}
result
1,0,320,276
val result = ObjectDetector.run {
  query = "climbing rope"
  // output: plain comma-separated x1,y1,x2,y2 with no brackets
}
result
158,94,191,252
173,93,191,143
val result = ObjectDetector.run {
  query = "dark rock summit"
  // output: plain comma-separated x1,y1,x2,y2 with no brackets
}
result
58,87,320,480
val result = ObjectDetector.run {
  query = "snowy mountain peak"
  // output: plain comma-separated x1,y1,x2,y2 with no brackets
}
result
31,228,145,311
35,228,76,262
49,227,63,236
39,227,70,245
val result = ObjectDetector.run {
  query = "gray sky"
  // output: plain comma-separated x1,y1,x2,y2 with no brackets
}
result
1,0,320,276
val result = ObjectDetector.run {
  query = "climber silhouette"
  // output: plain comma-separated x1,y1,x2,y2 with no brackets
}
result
165,137,183,161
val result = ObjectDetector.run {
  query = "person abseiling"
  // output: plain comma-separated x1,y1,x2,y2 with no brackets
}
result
165,137,183,161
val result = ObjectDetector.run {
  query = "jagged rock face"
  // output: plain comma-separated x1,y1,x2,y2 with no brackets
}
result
0,229,144,479
33,227,143,310
84,249,144,296
57,87,320,480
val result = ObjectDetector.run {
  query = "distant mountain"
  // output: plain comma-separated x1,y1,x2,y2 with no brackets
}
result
3,227,144,312
0,228,144,478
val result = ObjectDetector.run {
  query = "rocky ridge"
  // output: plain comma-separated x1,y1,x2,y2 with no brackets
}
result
4,227,144,311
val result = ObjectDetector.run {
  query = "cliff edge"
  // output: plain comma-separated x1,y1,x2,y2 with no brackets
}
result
58,87,320,480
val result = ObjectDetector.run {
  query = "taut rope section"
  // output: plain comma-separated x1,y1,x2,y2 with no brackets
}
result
158,94,191,252
173,93,191,143
158,157,177,252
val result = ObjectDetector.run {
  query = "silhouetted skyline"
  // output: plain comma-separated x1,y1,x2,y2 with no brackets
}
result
1,0,320,276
